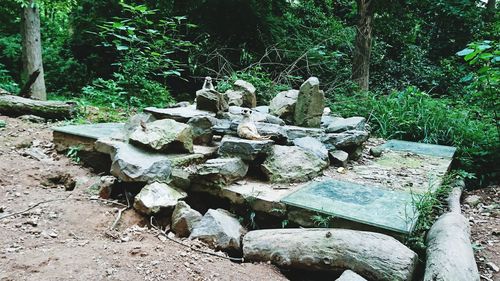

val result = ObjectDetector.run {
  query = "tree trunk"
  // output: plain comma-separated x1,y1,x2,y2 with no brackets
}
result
486,0,496,13
21,0,46,101
0,94,76,120
243,228,418,281
424,179,480,281
352,0,375,91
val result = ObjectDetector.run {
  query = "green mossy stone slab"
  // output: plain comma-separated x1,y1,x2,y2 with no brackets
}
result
53,123,125,140
381,140,456,158
282,179,419,234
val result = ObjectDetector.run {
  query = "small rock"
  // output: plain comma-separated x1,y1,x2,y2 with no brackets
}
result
486,262,499,272
19,115,46,123
196,89,228,113
187,115,218,145
218,135,274,161
293,137,329,162
464,195,481,207
322,130,369,150
129,119,194,153
192,158,249,189
233,80,257,108
189,209,246,252
269,90,299,124
330,150,349,167
325,117,366,133
104,141,172,183
261,145,328,183
294,77,325,128
336,270,367,281
370,146,384,157
133,182,187,215
171,201,202,238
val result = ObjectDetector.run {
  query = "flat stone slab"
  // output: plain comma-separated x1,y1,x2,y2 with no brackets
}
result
144,107,215,123
380,140,456,158
53,123,125,141
281,179,418,234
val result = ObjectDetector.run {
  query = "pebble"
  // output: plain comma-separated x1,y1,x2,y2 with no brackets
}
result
486,262,499,272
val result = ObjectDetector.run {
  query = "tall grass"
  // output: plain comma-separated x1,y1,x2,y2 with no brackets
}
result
330,87,499,184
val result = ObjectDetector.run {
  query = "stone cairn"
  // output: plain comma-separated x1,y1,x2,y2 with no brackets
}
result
92,77,409,279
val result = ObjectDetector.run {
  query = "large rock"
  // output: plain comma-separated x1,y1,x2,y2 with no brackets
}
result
144,106,215,123
171,201,202,237
187,115,218,145
243,229,418,281
196,89,228,113
192,158,249,188
261,145,328,183
224,90,244,107
106,142,172,183
129,119,194,153
294,77,325,128
234,80,257,108
284,125,325,142
190,209,246,252
218,135,274,161
336,270,367,281
133,182,187,215
322,130,369,150
123,113,157,139
269,90,299,124
326,117,366,133
293,137,329,162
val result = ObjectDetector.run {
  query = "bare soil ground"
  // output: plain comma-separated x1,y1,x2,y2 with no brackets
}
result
462,186,500,281
0,116,286,281
1,115,498,281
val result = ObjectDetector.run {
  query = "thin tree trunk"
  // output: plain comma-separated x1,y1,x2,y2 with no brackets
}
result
352,0,375,91
21,0,46,101
486,0,496,12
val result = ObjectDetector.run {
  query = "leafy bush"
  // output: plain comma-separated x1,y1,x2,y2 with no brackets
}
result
330,87,499,184
0,62,19,93
216,66,288,105
86,1,197,108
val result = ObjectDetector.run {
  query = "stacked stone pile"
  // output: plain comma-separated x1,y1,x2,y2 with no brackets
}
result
87,76,370,254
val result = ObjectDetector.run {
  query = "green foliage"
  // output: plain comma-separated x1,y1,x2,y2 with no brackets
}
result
330,86,499,183
311,213,335,228
216,66,288,104
91,1,198,108
0,63,19,93
457,40,499,125
66,145,82,163
405,174,454,254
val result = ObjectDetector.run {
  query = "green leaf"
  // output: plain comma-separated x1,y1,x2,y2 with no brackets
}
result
116,45,129,51
464,51,478,61
457,48,474,56
477,66,490,74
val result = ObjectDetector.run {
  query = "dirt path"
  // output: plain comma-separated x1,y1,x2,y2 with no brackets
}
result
0,116,286,281
462,186,500,281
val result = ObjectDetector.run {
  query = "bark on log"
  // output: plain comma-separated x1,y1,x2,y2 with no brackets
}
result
21,0,46,100
242,228,418,281
0,94,76,120
424,179,480,281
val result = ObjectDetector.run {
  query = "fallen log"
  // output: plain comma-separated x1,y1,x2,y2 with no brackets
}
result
0,94,76,120
242,228,418,281
424,179,480,281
